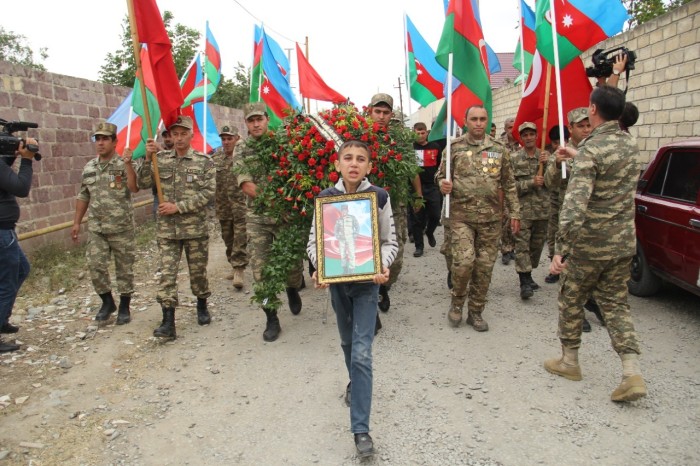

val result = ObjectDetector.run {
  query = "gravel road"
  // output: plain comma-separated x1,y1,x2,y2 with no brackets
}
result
0,223,698,465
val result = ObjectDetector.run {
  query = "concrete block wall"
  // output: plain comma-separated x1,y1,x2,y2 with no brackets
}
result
492,0,700,165
0,61,242,252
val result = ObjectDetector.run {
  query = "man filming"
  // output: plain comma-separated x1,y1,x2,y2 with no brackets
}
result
0,137,38,353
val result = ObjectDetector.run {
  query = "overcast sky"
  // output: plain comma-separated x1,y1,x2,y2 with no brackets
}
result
3,0,522,112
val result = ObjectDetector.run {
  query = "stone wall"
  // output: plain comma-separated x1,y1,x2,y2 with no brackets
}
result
492,0,700,165
0,61,242,252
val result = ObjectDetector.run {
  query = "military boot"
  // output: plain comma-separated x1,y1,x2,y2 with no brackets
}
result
116,295,131,325
286,287,302,315
153,307,176,339
518,272,533,299
544,346,582,381
232,268,244,290
197,298,211,325
95,292,116,321
526,272,540,290
611,353,647,402
466,310,489,332
447,297,465,327
263,308,281,342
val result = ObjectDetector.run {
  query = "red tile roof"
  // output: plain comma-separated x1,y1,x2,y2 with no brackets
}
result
491,53,521,89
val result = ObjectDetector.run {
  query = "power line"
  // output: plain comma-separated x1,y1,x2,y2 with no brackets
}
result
230,0,301,44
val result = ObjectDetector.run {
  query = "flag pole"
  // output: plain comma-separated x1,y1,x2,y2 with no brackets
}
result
403,13,413,118
126,0,163,204
548,0,567,178
539,62,552,176
305,36,310,114
445,52,454,218
126,105,134,150
517,0,526,95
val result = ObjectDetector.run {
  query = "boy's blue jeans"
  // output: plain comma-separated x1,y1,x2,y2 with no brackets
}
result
330,282,378,434
0,229,30,326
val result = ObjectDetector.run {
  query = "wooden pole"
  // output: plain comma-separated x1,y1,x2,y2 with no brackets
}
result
126,0,164,204
538,63,552,177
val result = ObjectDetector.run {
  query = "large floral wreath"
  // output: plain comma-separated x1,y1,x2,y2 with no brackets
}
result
241,104,419,309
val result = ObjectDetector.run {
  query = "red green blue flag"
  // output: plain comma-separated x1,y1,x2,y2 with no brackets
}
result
514,0,537,84
405,14,446,107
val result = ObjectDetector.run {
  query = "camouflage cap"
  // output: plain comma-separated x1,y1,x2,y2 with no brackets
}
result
168,115,193,131
93,122,117,137
244,102,267,120
219,124,240,137
369,93,394,109
567,107,589,124
518,122,537,134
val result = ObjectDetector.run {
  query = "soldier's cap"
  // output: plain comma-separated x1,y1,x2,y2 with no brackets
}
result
518,122,537,134
93,122,117,137
168,115,193,131
244,102,267,120
369,93,393,109
567,107,589,124
219,125,240,137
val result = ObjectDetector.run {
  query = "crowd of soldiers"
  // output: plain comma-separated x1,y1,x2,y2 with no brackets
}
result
72,85,646,404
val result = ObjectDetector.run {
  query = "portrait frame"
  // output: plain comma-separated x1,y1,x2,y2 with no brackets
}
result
314,191,382,284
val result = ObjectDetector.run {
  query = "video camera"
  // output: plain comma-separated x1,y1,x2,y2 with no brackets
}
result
585,46,637,79
0,118,41,161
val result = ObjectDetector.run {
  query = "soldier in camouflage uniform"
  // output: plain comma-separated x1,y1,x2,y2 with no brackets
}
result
543,125,569,283
544,86,647,402
72,122,137,325
544,108,599,331
367,94,421,323
511,122,550,299
437,106,520,332
137,116,216,340
499,117,519,265
212,124,248,289
234,102,304,342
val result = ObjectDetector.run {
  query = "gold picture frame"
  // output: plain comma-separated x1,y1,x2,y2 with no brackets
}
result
314,191,382,284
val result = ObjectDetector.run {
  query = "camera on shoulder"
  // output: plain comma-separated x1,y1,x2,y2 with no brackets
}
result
585,46,637,79
0,119,41,160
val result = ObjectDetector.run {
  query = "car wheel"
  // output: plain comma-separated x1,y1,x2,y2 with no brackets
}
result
628,242,662,297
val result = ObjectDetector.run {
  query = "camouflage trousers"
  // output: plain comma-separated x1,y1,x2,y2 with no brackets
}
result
87,229,135,296
514,219,548,273
499,206,515,254
219,217,248,270
247,221,303,289
387,204,407,287
546,201,560,259
157,237,211,308
440,215,452,271
558,255,640,354
448,219,501,312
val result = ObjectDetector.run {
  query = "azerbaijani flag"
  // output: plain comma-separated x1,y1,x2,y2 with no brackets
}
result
435,0,492,127
405,14,446,107
182,21,221,107
535,0,628,68
513,0,537,84
180,53,221,153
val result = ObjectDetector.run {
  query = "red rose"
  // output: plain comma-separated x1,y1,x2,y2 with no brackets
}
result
329,172,339,182
305,191,314,199
371,151,378,160
315,172,324,180
343,132,352,139
316,148,324,156
308,158,317,166
295,173,303,180
370,167,378,174
329,154,338,163
312,186,321,194
325,141,335,150
360,134,369,142
396,154,402,161
381,156,389,163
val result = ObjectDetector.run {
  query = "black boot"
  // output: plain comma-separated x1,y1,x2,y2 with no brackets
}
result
526,272,540,290
263,308,281,342
584,298,605,326
0,337,20,353
197,298,211,325
582,317,592,332
375,313,382,336
378,285,390,312
116,295,131,325
153,307,176,339
95,292,116,321
286,287,302,315
519,273,533,299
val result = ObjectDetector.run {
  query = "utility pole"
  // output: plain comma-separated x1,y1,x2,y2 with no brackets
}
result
394,76,405,123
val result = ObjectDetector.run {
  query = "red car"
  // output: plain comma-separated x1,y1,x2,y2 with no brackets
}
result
629,138,700,297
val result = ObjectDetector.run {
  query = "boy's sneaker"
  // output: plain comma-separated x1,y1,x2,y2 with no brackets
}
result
354,433,375,458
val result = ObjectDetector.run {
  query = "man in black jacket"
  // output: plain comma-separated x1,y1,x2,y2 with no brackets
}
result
0,137,38,352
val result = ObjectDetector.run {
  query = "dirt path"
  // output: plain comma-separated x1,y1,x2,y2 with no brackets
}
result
1,222,698,465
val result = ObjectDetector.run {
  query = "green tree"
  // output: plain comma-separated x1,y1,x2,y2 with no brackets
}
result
0,27,48,70
98,11,199,87
210,62,251,109
623,0,693,28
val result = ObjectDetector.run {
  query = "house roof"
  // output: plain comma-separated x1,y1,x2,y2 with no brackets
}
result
491,52,520,89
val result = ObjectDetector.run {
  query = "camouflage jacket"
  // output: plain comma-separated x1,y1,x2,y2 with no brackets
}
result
511,148,549,221
555,121,639,259
544,140,580,208
211,148,244,220
232,137,276,225
436,134,520,223
136,148,215,239
77,155,134,234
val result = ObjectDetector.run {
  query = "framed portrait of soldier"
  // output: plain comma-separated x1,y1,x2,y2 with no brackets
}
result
314,192,381,284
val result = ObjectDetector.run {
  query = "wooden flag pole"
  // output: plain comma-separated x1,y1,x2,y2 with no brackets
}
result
126,0,163,204
538,62,552,177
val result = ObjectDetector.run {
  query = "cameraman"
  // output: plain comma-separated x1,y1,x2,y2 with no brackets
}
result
596,53,627,88
0,137,38,353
